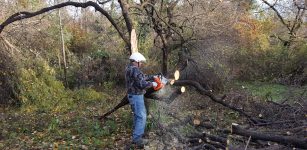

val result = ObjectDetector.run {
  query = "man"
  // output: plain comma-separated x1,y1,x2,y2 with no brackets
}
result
125,52,162,148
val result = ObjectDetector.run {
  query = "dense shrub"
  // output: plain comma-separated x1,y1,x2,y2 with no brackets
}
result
229,43,307,85
0,39,19,105
18,59,108,112
71,53,127,88
72,88,108,104
19,60,74,112
67,26,99,57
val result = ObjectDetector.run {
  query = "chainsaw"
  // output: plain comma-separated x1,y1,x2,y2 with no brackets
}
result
146,73,168,91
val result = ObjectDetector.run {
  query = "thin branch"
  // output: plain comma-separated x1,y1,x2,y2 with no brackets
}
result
147,3,185,42
97,0,111,5
260,0,291,31
117,0,133,33
0,1,130,46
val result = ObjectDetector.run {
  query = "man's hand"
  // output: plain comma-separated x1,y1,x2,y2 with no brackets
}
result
152,82,158,87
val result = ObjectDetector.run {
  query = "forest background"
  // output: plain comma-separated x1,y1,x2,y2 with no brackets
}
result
0,0,306,149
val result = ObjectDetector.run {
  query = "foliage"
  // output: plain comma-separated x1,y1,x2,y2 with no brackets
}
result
73,88,107,104
230,15,307,83
90,49,109,59
18,59,74,112
17,0,45,9
230,42,307,82
0,39,19,105
233,16,273,50
234,81,307,102
67,26,99,57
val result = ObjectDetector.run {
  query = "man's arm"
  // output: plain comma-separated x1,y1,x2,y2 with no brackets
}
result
144,74,155,81
132,68,153,89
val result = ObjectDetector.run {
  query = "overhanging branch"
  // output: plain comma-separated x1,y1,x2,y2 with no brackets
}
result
0,1,130,46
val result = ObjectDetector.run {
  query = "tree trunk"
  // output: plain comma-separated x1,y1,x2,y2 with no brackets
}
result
162,47,168,75
57,2,68,86
231,124,307,149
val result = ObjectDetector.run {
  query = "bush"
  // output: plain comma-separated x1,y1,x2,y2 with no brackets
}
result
67,26,98,57
19,59,74,112
0,39,20,105
73,53,127,88
73,88,107,104
229,42,307,84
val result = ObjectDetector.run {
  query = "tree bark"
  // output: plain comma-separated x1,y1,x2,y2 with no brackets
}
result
57,2,68,87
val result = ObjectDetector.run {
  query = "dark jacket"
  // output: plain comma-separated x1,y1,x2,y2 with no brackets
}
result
125,63,153,95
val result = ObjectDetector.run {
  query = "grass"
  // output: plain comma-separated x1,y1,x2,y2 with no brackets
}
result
0,94,133,150
233,81,307,102
2,81,306,149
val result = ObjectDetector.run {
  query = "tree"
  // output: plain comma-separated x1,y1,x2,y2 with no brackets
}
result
0,0,196,75
0,1,130,51
259,0,306,47
0,0,234,89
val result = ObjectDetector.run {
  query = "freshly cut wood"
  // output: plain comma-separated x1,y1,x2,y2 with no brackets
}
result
181,86,186,92
170,79,175,85
174,70,180,80
231,124,307,149
130,29,138,53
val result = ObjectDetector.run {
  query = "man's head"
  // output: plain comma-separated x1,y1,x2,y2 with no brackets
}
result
129,52,146,68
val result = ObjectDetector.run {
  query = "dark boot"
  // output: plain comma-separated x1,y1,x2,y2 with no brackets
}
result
132,139,149,149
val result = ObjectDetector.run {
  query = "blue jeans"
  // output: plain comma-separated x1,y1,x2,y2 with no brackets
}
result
128,94,147,142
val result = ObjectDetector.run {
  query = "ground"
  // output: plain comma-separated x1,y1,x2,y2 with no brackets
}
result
0,81,306,149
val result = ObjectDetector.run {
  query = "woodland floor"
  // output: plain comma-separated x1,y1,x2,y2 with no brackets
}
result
0,81,306,150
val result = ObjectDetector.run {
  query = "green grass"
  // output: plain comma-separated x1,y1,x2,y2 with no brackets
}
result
233,81,307,102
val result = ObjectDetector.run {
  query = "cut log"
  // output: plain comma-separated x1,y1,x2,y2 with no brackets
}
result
231,124,307,149
188,132,227,150
189,132,227,144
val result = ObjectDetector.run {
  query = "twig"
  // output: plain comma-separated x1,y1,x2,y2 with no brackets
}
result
244,136,251,150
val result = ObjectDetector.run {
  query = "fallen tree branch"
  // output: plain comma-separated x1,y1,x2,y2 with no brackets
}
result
231,124,307,149
99,88,157,120
173,80,265,124
99,79,265,124
188,130,228,149
98,95,128,120
98,85,184,120
188,132,227,144
254,120,296,126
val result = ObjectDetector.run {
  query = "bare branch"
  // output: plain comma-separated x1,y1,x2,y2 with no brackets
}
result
118,0,133,34
147,3,185,42
97,0,111,5
0,1,130,46
260,0,291,31
293,0,306,9
128,0,151,11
